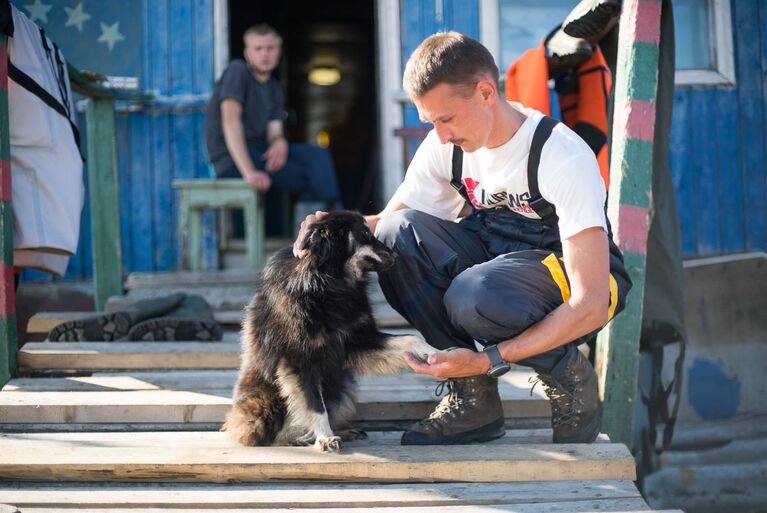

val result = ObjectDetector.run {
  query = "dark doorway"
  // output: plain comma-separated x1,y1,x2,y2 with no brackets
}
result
228,0,379,230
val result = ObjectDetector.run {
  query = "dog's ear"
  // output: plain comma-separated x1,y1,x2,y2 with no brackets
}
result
301,224,343,272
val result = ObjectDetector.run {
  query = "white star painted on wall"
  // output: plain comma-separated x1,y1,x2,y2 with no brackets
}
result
64,2,92,32
97,21,126,51
24,0,52,24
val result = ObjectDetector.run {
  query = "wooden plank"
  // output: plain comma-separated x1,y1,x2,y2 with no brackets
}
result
0,35,17,387
669,90,695,256
8,505,670,513
2,367,543,392
18,342,240,370
595,0,662,449
714,89,745,253
0,431,636,482
27,305,408,335
0,369,550,423
0,480,642,508
86,98,124,310
690,89,720,255
0,390,547,424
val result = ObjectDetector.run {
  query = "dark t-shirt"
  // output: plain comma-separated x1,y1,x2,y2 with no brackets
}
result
204,59,285,174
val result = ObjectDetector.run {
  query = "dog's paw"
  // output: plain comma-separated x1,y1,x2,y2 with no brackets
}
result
315,435,343,453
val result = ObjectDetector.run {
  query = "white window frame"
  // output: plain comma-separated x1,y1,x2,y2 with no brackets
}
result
675,0,736,86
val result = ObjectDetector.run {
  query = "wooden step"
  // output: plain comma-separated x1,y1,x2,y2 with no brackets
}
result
0,431,636,483
1,506,682,513
18,342,241,371
28,304,408,336
0,480,647,509
0,369,550,424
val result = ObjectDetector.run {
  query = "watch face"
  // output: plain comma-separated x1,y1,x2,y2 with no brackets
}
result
488,364,510,378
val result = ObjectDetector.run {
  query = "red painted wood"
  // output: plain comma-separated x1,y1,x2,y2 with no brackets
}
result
614,204,650,254
623,99,657,142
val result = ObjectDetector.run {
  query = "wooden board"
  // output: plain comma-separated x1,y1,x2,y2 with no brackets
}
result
0,369,550,423
0,431,636,483
28,305,408,334
0,480,643,509
18,342,241,371
5,505,678,513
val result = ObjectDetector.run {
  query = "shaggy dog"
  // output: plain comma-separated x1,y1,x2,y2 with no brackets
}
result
223,210,434,452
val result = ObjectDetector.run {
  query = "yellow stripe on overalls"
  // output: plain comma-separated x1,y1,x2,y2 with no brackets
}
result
542,253,619,319
608,273,618,320
541,253,570,302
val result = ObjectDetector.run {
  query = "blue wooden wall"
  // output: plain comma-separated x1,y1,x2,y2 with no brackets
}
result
63,0,215,278
399,0,479,162
668,0,766,257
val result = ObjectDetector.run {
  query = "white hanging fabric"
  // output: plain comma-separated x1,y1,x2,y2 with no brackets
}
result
8,5,84,276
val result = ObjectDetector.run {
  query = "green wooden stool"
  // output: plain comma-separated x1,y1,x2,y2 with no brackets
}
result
173,179,265,271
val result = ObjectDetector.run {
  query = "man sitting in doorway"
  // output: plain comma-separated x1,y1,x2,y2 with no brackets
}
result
204,23,341,232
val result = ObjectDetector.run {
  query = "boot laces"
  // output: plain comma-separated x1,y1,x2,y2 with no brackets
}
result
423,379,464,423
529,373,583,428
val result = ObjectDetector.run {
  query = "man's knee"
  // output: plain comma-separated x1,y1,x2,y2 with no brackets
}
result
374,209,431,250
444,265,537,342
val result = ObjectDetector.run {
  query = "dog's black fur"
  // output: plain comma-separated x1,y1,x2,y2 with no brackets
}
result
223,210,433,452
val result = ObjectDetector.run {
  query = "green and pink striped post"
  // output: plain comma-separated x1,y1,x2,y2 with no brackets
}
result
595,0,662,447
0,34,18,387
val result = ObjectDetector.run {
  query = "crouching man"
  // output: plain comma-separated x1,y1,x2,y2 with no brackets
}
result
295,32,632,445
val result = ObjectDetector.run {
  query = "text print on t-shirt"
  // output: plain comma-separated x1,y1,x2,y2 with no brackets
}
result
463,178,535,214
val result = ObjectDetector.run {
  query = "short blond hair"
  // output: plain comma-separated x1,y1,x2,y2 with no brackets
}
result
243,23,282,45
403,32,499,99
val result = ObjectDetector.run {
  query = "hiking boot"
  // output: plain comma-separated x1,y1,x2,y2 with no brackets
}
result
534,347,601,443
126,294,223,341
48,293,186,342
544,26,593,79
401,374,506,445
562,0,622,43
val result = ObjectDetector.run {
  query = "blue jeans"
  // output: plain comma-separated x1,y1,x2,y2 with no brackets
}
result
217,143,341,203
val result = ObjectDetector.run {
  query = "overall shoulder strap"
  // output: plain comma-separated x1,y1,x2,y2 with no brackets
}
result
527,115,559,226
450,144,471,205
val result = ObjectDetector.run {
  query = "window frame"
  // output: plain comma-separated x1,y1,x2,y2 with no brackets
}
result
675,0,736,87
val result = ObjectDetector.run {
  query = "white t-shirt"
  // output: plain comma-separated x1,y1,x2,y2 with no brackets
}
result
393,104,607,241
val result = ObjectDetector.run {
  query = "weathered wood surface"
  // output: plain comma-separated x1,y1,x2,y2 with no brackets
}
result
3,506,679,513
18,342,240,370
27,304,407,334
0,368,550,423
0,480,643,509
0,431,636,483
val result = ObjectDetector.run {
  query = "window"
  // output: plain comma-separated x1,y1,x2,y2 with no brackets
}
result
674,0,735,86
498,0,735,87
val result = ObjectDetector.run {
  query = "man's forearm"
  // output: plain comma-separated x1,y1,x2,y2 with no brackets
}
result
222,118,257,177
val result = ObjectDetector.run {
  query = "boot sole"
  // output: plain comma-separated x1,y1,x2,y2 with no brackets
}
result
48,312,133,342
553,411,602,444
562,1,622,39
401,416,506,446
127,318,223,341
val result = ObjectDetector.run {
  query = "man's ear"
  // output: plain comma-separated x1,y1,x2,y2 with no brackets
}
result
477,80,495,103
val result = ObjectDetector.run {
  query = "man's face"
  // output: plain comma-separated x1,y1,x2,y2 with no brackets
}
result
244,33,281,75
413,82,493,153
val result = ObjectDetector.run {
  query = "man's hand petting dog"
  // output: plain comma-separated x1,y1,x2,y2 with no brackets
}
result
293,211,327,259
404,348,492,379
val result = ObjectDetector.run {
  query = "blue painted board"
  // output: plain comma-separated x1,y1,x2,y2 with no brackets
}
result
152,113,174,270
733,0,767,251
145,0,170,93
669,90,696,256
116,113,134,272
715,88,746,253
128,113,154,271
170,0,194,96
690,88,720,255
193,0,214,95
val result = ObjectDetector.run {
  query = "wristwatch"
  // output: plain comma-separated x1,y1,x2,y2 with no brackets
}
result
483,344,511,378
